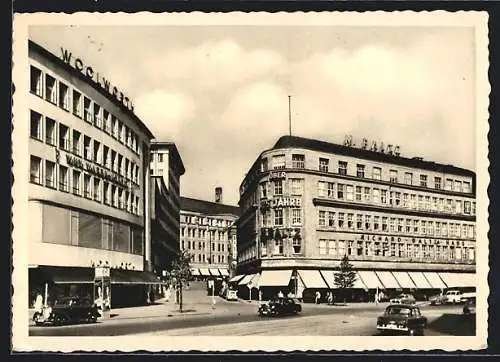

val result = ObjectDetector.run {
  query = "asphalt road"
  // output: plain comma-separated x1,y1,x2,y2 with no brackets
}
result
28,302,473,337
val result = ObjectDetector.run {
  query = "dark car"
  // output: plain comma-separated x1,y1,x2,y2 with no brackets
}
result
429,293,447,306
463,297,476,315
33,297,101,326
258,297,302,317
376,304,427,336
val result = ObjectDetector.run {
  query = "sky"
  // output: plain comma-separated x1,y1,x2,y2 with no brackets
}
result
29,25,476,206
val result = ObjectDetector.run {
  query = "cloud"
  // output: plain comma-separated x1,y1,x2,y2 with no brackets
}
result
134,90,196,140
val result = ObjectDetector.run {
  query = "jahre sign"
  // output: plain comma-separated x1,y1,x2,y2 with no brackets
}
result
261,197,301,208
60,48,134,112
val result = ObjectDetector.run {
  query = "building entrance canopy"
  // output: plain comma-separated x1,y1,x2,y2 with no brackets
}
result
258,270,293,287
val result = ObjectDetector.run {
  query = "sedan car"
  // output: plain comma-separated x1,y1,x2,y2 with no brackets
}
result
390,293,416,305
258,297,302,317
429,293,447,306
376,304,427,336
33,297,101,326
463,297,476,315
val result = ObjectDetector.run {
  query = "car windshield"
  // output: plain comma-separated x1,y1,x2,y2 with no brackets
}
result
386,307,411,316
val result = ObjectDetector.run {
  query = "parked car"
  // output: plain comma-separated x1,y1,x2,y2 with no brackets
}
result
429,293,447,306
390,293,416,305
463,297,476,315
225,289,238,301
444,290,463,304
376,304,427,336
460,292,476,304
33,297,101,326
258,297,302,317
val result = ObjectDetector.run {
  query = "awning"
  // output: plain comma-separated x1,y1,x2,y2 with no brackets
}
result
111,269,164,285
238,274,257,285
34,266,93,284
391,271,417,289
229,274,245,283
218,268,229,276
298,270,328,289
423,272,447,289
357,271,384,289
407,271,433,289
248,273,260,289
209,268,220,276
438,272,475,288
375,271,401,289
190,268,201,276
199,268,210,276
258,269,293,287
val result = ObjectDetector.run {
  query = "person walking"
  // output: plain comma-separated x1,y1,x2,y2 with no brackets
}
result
278,290,284,298
34,292,43,314
315,291,321,304
327,291,333,305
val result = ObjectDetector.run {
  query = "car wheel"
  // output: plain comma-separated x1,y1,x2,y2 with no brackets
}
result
53,315,63,326
408,328,417,336
88,314,98,323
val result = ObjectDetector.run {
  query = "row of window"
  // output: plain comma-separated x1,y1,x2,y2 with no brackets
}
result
188,253,227,264
31,110,141,184
30,65,141,156
316,181,475,216
318,239,475,262
262,154,472,193
181,228,228,241
181,215,232,228
183,239,228,252
30,155,142,216
261,208,302,227
317,210,475,238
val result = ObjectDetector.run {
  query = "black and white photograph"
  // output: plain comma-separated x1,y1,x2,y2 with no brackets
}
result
11,11,489,351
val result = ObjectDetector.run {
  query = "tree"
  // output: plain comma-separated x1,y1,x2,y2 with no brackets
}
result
334,255,357,305
169,249,192,313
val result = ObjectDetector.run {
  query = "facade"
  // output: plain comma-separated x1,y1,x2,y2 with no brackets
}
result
237,135,476,301
149,142,185,277
27,40,159,307
180,190,240,279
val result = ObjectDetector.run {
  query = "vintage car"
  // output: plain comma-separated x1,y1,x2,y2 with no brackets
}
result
376,304,427,336
463,297,476,315
429,293,447,306
225,289,238,301
390,293,416,305
443,290,463,304
33,297,101,326
258,297,302,317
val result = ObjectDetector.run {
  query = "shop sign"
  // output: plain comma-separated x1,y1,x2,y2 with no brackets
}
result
66,153,129,188
261,197,301,208
61,48,134,112
269,171,287,179
95,266,110,278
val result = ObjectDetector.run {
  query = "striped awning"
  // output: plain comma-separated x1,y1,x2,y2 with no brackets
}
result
199,268,211,276
190,268,201,276
218,268,229,276
391,271,417,289
229,274,245,283
249,273,260,288
209,268,220,276
238,274,256,285
297,270,328,289
407,271,433,289
358,271,384,289
439,272,476,288
258,270,293,287
375,271,401,289
423,272,447,289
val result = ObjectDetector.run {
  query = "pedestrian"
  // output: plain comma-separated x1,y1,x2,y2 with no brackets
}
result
278,290,284,298
315,291,321,304
34,292,43,313
165,286,171,302
327,291,333,305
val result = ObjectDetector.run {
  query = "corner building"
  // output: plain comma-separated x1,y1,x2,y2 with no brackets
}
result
237,136,476,302
27,40,159,307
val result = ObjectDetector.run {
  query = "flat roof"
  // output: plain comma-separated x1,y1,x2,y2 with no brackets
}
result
151,141,186,175
29,40,155,140
180,197,240,217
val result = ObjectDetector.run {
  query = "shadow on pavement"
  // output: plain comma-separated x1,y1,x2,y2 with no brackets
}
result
427,313,475,336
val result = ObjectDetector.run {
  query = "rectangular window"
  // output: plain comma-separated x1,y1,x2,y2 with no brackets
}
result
290,178,303,195
72,130,81,155
103,181,110,205
357,164,365,178
445,178,453,191
84,174,92,199
403,193,409,208
337,184,344,200
72,170,81,195
356,214,363,229
292,154,305,169
338,161,348,175
346,185,354,201
58,82,70,110
420,174,428,187
355,186,362,201
373,216,380,230
463,182,471,193
30,66,43,96
45,117,56,145
274,209,283,226
59,165,69,192
113,117,119,139
58,124,70,151
118,154,124,175
261,182,267,198
406,219,411,233
72,90,82,117
404,172,413,185
382,217,388,232
291,208,301,225
272,155,285,169
454,180,462,192
434,177,442,190
381,190,387,204
93,103,102,128
319,158,329,172
364,215,371,230
338,213,345,229
93,177,101,201
319,240,327,255
103,110,111,134
274,179,283,196
318,181,326,198
328,211,335,227
45,74,57,104
84,97,92,123
464,201,471,214
318,210,326,226
455,200,462,214
363,187,370,202
120,124,126,143
373,167,381,180
30,156,42,184
389,169,398,183
84,136,92,161
30,110,42,140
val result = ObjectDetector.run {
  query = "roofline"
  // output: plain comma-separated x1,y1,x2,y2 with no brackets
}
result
28,40,155,140
180,196,240,216
150,141,186,175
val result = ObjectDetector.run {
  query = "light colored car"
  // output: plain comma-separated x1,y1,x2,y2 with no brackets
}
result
444,290,463,304
225,289,238,301
390,293,416,305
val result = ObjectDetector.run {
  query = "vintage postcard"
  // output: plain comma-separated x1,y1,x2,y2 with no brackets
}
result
12,11,489,352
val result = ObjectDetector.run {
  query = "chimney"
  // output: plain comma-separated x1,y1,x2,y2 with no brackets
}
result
215,187,223,203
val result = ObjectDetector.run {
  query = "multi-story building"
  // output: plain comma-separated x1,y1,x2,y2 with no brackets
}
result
180,189,240,280
237,135,476,301
26,40,159,307
149,142,185,277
